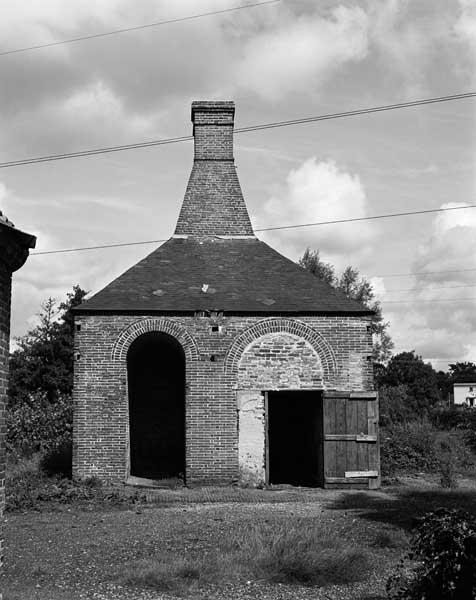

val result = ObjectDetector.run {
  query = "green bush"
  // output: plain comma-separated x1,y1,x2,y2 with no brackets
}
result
6,393,72,456
387,508,476,599
381,421,475,477
381,421,440,476
431,407,476,431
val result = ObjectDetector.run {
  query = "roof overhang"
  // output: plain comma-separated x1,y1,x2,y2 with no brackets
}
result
0,221,37,272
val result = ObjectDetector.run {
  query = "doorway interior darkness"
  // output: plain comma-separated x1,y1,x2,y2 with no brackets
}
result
127,332,185,480
267,390,323,487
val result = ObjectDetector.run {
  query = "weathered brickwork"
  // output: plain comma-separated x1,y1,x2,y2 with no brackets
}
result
73,314,373,485
237,333,324,390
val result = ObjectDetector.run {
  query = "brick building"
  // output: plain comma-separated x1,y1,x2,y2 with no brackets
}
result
73,101,379,489
0,212,36,565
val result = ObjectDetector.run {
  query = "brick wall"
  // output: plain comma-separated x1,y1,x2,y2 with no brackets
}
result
0,261,11,566
73,313,373,486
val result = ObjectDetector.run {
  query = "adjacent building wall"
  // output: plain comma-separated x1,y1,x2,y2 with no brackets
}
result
0,262,11,566
73,314,373,485
0,223,35,568
454,383,476,407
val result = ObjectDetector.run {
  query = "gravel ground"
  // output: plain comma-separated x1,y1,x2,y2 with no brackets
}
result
1,488,407,600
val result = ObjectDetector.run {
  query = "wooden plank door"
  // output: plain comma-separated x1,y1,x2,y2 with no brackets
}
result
323,391,380,488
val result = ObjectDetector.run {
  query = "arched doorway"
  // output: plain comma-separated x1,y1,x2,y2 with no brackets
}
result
127,332,185,480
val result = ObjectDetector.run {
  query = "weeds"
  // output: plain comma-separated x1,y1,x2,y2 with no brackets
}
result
372,529,409,549
121,518,371,593
5,453,142,511
438,440,459,489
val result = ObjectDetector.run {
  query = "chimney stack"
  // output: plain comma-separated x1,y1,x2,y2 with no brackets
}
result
191,101,235,161
174,101,254,238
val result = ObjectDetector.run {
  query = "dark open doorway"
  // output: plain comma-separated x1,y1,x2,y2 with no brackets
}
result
127,332,185,480
267,390,323,487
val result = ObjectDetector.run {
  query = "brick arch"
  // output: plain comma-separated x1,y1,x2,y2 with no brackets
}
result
111,318,199,362
224,318,337,380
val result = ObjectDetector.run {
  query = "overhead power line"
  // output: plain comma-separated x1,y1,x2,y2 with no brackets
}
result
383,297,476,304
384,283,476,294
1,92,475,169
254,205,476,232
0,0,280,57
374,267,476,278
32,238,168,255
30,204,476,255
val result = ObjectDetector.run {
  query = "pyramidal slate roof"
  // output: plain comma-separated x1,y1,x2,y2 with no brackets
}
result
77,101,371,316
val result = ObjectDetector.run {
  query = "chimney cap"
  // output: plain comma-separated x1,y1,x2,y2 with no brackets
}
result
191,100,235,122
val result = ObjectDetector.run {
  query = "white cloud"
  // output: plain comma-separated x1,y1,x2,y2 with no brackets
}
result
368,0,455,97
236,6,369,100
257,157,375,265
455,0,476,53
413,204,476,283
383,202,476,365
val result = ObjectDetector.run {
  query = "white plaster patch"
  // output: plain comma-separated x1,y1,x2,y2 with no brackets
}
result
237,391,265,486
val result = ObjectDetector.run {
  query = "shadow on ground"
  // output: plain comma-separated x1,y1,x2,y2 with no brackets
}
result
327,486,476,530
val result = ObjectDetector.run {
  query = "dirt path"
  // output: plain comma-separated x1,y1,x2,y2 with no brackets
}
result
1,488,403,600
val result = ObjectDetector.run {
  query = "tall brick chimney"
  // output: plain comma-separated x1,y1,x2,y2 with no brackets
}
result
174,101,254,238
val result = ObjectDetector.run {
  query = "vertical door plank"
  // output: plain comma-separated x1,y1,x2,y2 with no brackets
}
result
367,397,380,489
345,398,358,472
335,398,347,477
356,400,369,472
323,396,336,478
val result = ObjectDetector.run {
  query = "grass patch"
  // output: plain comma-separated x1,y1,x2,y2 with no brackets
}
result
122,555,225,594
121,518,371,594
372,529,409,549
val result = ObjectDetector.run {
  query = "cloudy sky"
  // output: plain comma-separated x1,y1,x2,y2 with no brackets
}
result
1,0,475,369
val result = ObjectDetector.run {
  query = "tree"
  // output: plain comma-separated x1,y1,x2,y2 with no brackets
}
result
377,351,443,415
299,248,394,363
298,248,336,286
449,362,476,383
379,384,412,425
8,285,88,407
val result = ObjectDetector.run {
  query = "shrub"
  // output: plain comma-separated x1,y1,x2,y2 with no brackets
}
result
380,421,475,477
380,420,440,476
430,407,476,431
438,439,458,489
6,393,72,456
387,508,476,599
